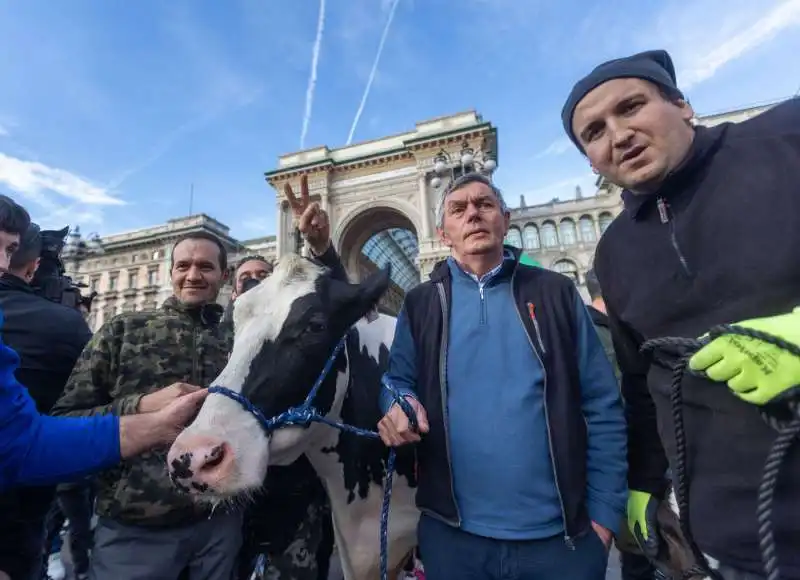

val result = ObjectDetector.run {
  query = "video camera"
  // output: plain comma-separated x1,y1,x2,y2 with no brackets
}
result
30,226,97,311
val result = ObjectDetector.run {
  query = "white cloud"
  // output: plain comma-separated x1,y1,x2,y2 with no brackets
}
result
0,152,124,207
534,137,572,159
680,0,800,88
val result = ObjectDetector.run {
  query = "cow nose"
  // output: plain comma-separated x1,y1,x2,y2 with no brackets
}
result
167,434,233,494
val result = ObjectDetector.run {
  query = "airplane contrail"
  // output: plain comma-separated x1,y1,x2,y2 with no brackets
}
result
300,0,327,149
346,0,400,145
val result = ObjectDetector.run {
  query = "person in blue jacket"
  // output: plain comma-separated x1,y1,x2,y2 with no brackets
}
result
0,194,207,493
377,172,627,580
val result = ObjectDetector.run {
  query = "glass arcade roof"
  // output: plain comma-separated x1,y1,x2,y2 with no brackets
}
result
361,228,420,292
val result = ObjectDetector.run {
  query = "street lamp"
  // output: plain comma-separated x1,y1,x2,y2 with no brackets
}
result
429,140,497,190
62,226,105,262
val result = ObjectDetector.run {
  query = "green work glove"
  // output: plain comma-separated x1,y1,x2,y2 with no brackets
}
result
627,490,660,558
689,308,800,405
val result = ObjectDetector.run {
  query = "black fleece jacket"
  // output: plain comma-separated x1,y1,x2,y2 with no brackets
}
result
594,97,800,577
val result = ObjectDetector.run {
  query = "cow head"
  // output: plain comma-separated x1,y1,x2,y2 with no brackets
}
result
166,253,389,501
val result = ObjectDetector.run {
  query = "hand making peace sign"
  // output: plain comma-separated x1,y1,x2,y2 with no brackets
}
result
284,174,331,255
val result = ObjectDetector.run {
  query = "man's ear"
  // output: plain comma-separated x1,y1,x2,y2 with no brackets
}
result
437,227,452,248
25,258,40,282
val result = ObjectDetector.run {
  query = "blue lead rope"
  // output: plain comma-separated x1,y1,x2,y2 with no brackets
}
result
208,333,418,580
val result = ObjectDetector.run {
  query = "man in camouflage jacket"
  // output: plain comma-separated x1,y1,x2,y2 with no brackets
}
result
51,230,240,580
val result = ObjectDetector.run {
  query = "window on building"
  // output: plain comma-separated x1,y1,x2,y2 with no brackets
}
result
504,227,523,249
103,306,115,322
108,274,118,291
541,222,558,248
128,271,138,289
559,219,577,246
152,249,164,261
599,212,614,233
148,268,159,286
522,225,540,250
579,216,596,242
90,277,99,292
552,259,579,283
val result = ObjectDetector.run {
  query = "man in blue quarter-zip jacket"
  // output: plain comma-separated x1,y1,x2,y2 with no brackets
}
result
377,172,628,580
0,194,207,495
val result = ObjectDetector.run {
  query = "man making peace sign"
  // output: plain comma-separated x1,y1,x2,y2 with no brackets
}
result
236,174,344,580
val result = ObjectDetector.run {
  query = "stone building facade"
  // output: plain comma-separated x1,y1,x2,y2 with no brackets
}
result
265,111,499,284
504,182,622,299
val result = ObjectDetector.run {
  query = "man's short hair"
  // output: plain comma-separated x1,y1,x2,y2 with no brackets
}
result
0,195,31,236
585,268,602,301
235,254,273,274
434,172,509,229
9,223,42,271
170,231,228,272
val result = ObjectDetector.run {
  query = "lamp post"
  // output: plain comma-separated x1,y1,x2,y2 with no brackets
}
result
62,226,105,276
429,140,497,190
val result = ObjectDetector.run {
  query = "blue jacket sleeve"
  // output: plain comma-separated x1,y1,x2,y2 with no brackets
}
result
574,293,628,535
0,331,121,491
379,305,419,415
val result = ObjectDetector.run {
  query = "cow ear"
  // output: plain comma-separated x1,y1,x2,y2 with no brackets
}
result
329,266,390,325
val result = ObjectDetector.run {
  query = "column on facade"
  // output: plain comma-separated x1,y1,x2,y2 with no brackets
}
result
593,212,602,239
320,185,330,213
275,202,284,257
417,173,432,241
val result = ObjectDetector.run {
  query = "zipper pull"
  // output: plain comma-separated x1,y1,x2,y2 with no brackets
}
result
656,197,669,224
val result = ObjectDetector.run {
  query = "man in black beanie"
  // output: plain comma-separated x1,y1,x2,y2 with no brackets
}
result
562,50,800,580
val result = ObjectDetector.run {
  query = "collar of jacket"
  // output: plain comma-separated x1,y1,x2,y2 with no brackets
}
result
429,245,522,282
621,123,728,220
0,273,34,294
161,295,224,326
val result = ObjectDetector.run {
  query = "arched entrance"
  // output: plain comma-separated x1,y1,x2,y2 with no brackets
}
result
337,207,419,316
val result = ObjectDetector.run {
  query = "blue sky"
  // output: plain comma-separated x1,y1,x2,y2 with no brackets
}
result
0,0,798,240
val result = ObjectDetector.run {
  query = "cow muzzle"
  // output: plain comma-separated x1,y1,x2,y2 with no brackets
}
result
166,433,234,496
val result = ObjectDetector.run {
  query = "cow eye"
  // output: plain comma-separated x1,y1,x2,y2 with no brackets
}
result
307,317,327,333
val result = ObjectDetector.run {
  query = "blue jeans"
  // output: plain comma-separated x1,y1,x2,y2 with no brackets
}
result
418,515,608,580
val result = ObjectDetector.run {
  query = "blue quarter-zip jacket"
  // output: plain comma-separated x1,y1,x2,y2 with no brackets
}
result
0,311,120,491
381,253,627,538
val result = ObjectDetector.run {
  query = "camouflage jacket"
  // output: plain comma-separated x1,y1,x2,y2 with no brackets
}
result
50,296,232,528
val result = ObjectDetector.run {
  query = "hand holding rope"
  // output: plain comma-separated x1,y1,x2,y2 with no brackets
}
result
641,324,800,580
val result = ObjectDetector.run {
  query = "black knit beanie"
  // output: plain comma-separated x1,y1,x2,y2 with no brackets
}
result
561,49,683,150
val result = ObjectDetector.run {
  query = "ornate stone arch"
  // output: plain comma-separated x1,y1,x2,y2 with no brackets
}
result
334,199,421,282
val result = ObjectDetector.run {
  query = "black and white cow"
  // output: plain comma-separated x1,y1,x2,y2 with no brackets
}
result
167,254,420,580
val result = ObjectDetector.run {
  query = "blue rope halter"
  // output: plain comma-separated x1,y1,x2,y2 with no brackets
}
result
208,332,418,580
